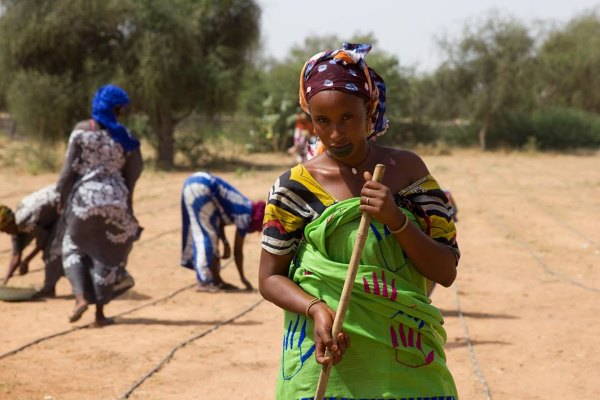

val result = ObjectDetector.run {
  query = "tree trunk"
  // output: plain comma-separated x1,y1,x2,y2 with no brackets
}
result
478,114,490,151
153,110,176,169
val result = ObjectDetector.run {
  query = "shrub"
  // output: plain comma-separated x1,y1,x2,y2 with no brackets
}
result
531,107,600,150
436,123,479,147
487,112,535,149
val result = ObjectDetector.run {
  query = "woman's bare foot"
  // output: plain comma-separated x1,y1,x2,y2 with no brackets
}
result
196,283,221,293
69,302,89,322
32,287,56,299
92,317,115,328
218,282,240,291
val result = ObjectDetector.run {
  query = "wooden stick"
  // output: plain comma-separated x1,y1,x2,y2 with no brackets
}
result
314,163,386,400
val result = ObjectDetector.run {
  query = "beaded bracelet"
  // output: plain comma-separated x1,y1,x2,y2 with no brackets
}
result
389,215,410,234
305,297,324,317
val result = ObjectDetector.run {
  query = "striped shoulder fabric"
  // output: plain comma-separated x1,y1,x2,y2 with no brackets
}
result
262,164,335,255
397,175,460,263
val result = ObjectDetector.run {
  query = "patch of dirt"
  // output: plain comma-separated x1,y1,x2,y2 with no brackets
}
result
1,150,599,399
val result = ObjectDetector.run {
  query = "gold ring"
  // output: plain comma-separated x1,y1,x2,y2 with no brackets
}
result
366,198,370,206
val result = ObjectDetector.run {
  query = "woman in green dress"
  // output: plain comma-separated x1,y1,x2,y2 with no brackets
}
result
259,43,460,399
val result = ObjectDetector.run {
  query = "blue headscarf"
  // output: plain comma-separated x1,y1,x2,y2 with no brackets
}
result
91,85,140,152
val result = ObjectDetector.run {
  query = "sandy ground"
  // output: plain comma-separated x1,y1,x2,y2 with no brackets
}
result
0,150,599,400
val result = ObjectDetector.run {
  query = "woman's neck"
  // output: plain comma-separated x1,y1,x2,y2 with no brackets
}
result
328,142,374,175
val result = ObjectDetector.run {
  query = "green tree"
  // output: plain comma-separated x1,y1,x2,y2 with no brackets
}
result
537,11,600,113
0,0,130,140
0,0,260,167
437,12,536,149
121,0,260,167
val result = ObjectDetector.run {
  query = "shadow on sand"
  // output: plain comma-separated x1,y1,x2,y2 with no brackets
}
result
439,308,518,320
114,317,263,327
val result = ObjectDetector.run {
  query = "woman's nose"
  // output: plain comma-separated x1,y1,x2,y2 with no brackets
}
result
331,124,345,140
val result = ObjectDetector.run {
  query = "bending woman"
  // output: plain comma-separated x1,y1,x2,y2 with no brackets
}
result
181,172,265,292
0,185,63,297
57,85,142,326
259,44,460,399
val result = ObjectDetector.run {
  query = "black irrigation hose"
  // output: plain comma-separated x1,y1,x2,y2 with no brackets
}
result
0,267,228,361
0,237,232,361
492,213,600,294
0,325,82,361
116,298,265,400
453,282,492,400
137,228,179,246
489,168,599,252
137,201,179,217
465,176,600,294
1,225,181,277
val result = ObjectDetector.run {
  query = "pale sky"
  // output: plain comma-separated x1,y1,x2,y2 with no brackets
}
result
259,0,600,71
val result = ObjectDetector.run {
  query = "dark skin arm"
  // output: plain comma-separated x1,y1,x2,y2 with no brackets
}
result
56,124,84,211
17,244,42,276
18,226,50,275
359,154,457,287
233,229,252,290
3,252,21,285
218,223,231,259
306,147,457,287
2,222,22,284
259,250,350,365
123,148,143,210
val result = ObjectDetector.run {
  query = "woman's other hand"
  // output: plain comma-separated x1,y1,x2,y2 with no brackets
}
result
309,302,350,365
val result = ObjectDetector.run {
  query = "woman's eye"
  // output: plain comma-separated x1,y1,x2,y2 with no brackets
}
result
316,117,328,124
342,114,353,121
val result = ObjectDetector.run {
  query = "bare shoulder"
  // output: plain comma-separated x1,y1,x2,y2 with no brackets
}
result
302,153,334,179
303,153,327,169
377,146,429,179
73,120,93,131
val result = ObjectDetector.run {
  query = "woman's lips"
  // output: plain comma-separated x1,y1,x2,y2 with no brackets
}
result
328,143,353,157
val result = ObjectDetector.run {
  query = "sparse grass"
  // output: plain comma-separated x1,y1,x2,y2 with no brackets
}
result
411,140,454,156
0,136,63,175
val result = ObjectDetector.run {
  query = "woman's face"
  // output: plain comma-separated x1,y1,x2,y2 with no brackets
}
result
114,105,129,119
309,90,369,163
0,220,18,235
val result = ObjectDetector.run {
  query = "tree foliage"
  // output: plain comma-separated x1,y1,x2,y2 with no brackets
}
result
120,0,260,167
436,12,536,149
0,0,260,167
1,3,599,158
0,0,129,140
536,12,600,113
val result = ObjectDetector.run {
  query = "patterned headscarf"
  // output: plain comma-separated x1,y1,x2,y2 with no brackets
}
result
0,205,15,231
299,43,389,138
92,85,140,152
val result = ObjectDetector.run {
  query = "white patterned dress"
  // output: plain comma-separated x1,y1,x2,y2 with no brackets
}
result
12,184,63,291
57,120,143,304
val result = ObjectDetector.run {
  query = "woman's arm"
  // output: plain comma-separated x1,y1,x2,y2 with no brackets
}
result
56,131,82,210
390,215,457,286
232,230,250,289
3,238,23,285
259,249,349,364
18,245,42,275
361,163,458,287
218,223,230,259
123,148,143,209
